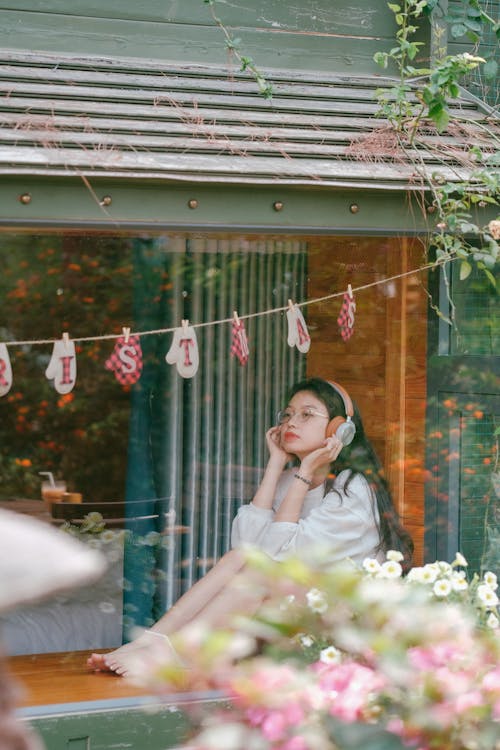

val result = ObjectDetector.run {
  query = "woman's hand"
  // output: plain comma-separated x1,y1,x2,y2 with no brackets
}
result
265,426,293,467
299,435,343,477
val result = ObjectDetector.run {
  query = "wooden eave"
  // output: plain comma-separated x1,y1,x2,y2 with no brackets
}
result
0,50,497,191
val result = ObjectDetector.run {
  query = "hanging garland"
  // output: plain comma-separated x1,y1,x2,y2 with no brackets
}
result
0,259,451,392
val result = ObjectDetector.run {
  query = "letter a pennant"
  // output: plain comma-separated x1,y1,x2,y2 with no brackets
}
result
286,300,310,353
105,331,143,385
166,320,199,378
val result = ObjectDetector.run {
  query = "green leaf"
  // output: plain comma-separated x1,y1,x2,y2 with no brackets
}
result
451,22,468,37
464,18,482,32
374,51,388,68
430,105,450,132
459,260,472,280
387,3,401,11
484,269,498,291
483,59,498,80
326,718,407,750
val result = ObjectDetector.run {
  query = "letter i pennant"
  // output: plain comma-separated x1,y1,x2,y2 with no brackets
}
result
105,331,143,385
166,320,199,378
45,335,77,394
0,343,12,397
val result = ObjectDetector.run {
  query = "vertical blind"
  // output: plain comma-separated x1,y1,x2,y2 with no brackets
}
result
123,236,307,630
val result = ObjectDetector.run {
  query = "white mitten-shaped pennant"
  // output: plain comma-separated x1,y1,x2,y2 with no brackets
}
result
286,302,311,353
45,336,77,394
166,321,199,378
0,343,12,397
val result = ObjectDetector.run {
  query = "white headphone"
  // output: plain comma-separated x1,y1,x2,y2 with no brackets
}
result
325,380,356,446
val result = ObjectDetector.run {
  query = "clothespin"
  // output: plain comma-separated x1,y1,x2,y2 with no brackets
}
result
233,310,240,325
62,332,70,349
122,326,130,343
347,284,353,299
288,298,295,311
182,319,189,331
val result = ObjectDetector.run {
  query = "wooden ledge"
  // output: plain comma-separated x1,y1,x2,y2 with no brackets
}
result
8,651,150,708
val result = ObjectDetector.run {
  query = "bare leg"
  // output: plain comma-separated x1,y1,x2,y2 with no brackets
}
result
87,548,247,675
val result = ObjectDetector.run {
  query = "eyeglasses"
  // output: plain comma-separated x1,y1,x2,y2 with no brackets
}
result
277,408,329,425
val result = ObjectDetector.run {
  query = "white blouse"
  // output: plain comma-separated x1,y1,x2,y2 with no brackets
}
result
231,468,384,566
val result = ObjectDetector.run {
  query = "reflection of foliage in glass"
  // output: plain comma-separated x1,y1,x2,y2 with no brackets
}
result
0,234,152,500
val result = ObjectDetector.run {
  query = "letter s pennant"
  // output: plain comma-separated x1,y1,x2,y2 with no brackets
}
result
105,334,143,385
337,288,356,341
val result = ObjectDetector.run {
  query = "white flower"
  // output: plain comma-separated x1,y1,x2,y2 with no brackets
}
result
438,561,452,574
378,560,403,579
453,552,468,568
483,571,498,590
319,645,342,665
460,52,486,63
386,550,404,562
362,558,381,574
300,634,314,648
419,564,440,584
433,578,452,598
477,584,499,607
451,572,468,592
487,612,499,629
306,588,328,614
406,566,425,583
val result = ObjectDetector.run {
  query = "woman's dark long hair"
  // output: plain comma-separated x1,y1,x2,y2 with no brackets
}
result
288,377,414,570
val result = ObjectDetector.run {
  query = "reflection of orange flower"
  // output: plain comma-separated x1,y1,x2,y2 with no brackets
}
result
464,468,476,475
57,393,75,408
483,457,492,465
68,263,81,272
15,458,32,467
473,410,483,419
429,431,443,439
83,297,95,304
443,399,456,409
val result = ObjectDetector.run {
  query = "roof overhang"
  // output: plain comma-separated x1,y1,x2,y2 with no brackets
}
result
0,50,497,193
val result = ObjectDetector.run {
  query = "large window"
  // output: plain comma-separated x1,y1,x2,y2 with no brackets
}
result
3,230,496,669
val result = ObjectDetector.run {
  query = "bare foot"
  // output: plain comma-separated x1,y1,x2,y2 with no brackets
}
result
87,631,182,678
87,639,139,673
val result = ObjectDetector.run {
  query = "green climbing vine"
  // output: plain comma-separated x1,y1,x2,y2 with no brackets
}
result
203,0,273,99
372,0,499,292
203,0,499,295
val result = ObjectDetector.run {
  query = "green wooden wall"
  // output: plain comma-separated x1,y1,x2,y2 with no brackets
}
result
447,0,500,107
0,0,412,75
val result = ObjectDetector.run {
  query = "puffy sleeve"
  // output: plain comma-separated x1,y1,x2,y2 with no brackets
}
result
230,471,292,549
233,471,382,566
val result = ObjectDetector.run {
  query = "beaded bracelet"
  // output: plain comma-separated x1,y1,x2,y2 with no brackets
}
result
294,472,312,487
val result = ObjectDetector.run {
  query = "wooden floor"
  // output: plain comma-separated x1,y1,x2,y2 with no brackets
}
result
8,651,151,708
